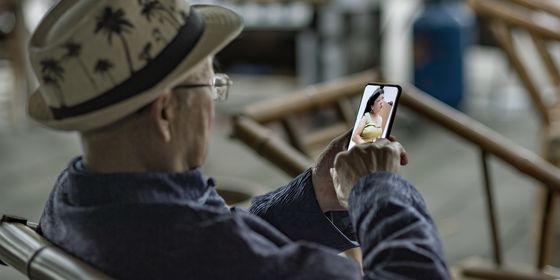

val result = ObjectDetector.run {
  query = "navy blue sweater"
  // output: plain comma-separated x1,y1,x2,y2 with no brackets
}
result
38,158,449,279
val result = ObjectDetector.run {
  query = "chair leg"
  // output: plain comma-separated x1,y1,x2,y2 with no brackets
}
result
537,129,560,268
537,189,555,270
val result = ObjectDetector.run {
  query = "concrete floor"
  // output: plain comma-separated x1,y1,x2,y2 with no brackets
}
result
0,46,549,279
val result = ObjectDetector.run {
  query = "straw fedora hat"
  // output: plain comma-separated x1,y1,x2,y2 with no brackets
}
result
27,0,243,131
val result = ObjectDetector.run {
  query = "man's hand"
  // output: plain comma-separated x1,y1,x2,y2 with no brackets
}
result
312,130,352,212
330,138,407,209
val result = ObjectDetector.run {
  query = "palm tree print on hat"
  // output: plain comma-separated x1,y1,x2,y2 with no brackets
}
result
40,58,66,106
139,42,153,63
179,10,188,22
95,7,135,75
168,3,187,26
152,28,167,44
138,0,181,30
62,41,98,91
94,59,116,85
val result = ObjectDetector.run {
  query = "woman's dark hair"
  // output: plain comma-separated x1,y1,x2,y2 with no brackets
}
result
364,86,384,114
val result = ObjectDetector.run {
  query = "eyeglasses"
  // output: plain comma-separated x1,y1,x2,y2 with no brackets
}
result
173,73,232,102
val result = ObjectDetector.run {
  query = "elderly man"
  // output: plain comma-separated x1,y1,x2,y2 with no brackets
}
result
28,0,449,279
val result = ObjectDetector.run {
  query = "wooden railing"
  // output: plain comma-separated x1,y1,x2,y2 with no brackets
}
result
231,69,560,279
469,0,560,273
468,0,560,128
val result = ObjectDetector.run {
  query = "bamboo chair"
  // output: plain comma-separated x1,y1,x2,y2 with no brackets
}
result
0,215,112,279
469,0,560,268
230,69,560,279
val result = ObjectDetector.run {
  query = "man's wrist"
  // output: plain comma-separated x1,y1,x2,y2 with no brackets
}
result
311,168,345,212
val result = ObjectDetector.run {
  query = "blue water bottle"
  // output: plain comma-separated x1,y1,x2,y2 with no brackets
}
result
413,0,475,108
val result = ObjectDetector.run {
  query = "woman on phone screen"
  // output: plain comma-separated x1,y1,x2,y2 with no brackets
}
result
352,87,384,145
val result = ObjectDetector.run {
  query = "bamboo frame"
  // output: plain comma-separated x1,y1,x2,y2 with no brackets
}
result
241,70,379,158
488,20,550,125
0,217,111,279
243,70,378,124
240,69,560,187
231,116,312,177
507,0,560,19
469,0,560,126
481,151,502,266
468,0,560,42
530,31,560,93
234,72,560,190
469,0,560,269
401,85,560,189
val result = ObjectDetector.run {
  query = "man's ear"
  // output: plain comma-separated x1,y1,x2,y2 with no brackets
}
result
148,92,175,142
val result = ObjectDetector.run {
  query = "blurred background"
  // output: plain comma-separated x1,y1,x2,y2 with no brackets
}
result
1,0,560,279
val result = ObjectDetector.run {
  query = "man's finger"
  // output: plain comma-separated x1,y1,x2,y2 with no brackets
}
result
333,150,349,169
386,137,408,165
373,138,391,147
389,141,408,166
400,151,408,166
329,129,353,150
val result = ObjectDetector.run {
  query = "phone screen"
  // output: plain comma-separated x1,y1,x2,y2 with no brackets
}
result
348,83,402,150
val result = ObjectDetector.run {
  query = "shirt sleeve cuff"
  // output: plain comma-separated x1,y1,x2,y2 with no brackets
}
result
250,168,358,252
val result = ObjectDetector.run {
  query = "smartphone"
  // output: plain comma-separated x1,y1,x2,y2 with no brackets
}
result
348,83,402,150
